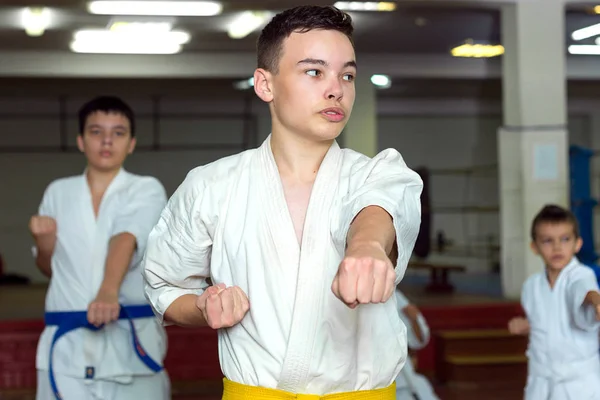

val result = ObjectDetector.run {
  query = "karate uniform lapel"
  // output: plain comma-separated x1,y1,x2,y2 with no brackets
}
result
81,168,127,374
273,140,343,392
258,138,301,272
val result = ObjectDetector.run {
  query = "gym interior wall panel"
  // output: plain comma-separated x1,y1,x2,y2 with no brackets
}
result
378,115,501,252
64,97,154,115
160,98,249,115
0,119,61,147
0,98,59,115
568,115,591,148
378,115,501,170
159,118,244,145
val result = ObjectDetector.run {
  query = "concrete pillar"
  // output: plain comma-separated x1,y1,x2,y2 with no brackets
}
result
498,0,569,298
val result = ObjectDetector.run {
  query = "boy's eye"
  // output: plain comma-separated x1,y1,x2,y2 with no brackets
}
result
306,69,320,77
343,74,354,82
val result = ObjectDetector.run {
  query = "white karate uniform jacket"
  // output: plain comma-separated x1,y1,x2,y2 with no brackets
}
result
522,257,600,400
143,136,423,395
394,290,439,400
35,169,168,383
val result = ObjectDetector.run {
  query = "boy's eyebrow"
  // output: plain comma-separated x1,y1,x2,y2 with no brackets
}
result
87,124,128,131
297,58,327,67
297,58,357,69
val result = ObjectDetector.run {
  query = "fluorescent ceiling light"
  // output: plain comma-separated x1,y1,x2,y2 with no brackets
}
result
233,77,254,90
71,29,190,54
22,7,51,37
109,21,173,33
74,29,190,44
87,1,222,16
371,74,391,88
228,11,271,39
569,44,600,55
572,23,600,41
71,41,181,54
451,43,504,58
334,2,396,12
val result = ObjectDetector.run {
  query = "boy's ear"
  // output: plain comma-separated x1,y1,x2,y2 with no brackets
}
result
128,137,136,154
575,237,583,253
76,134,85,153
253,68,274,103
529,241,539,255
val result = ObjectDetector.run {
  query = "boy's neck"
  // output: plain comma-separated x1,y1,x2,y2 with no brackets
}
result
546,268,561,288
85,165,121,194
270,132,334,182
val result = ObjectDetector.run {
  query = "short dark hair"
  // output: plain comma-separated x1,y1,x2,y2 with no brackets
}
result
530,204,579,240
257,5,354,73
78,96,136,137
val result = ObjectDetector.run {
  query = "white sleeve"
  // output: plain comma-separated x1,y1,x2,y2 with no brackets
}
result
142,170,213,324
38,183,56,217
31,182,57,258
111,177,167,264
334,149,423,283
568,267,600,331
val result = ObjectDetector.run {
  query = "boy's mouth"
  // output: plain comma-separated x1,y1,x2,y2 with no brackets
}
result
320,107,345,122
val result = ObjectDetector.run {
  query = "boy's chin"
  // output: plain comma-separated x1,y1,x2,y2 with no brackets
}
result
545,259,571,271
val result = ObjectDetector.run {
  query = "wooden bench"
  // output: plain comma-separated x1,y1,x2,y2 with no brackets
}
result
408,261,466,293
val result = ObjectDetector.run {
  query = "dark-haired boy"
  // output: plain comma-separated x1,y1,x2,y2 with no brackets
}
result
143,6,422,399
508,204,600,399
31,96,169,399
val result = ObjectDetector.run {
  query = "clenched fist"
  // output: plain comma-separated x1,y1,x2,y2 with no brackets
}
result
29,215,57,238
508,317,530,335
196,283,250,329
88,290,120,327
332,242,396,309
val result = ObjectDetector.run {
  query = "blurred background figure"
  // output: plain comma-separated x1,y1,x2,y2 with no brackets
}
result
395,288,439,400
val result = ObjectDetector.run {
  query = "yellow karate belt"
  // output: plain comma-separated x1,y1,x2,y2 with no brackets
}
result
222,378,396,400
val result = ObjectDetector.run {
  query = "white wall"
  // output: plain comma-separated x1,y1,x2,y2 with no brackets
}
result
376,111,590,272
0,88,595,281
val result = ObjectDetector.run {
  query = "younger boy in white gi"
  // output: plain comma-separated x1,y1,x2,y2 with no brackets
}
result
142,5,423,399
508,204,600,400
394,289,439,400
30,96,169,400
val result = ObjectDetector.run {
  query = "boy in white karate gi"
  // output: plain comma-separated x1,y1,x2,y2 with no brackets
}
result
394,289,439,400
30,96,169,400
508,204,600,400
142,5,423,400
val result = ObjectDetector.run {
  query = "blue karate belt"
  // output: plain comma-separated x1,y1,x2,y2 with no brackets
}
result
44,304,163,400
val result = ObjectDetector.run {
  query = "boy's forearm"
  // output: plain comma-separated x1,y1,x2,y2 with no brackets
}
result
347,206,396,256
35,251,53,278
403,305,424,343
34,236,55,278
164,294,208,327
410,317,424,343
98,233,136,295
